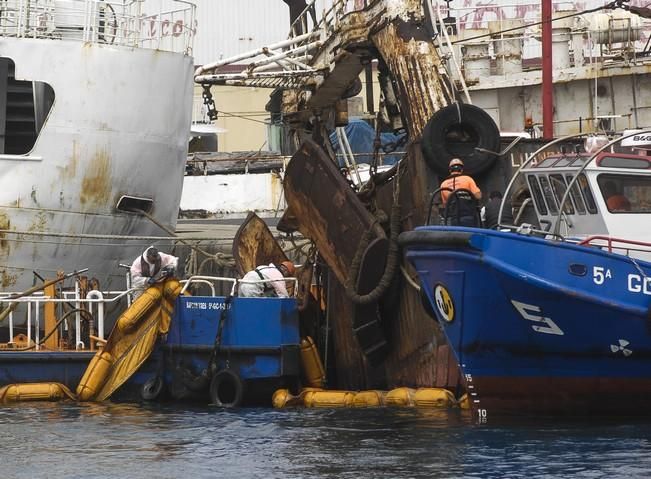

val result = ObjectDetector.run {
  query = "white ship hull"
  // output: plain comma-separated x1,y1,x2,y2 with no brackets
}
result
0,2,194,295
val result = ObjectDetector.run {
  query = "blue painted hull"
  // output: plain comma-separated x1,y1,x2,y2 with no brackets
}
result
0,296,301,404
401,227,651,417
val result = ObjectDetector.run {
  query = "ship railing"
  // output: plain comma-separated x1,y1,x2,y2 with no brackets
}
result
0,287,138,351
181,275,299,298
579,235,651,257
0,0,196,55
288,0,364,44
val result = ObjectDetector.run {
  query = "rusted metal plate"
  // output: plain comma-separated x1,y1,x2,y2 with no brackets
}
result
232,212,288,276
284,139,386,287
284,139,392,366
370,2,452,139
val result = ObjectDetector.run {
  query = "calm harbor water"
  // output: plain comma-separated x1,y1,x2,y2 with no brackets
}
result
3,402,651,478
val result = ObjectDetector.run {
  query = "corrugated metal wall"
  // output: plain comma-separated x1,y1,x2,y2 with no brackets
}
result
190,0,290,66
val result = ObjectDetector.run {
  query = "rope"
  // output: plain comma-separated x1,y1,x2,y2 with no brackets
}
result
0,228,222,242
400,265,421,292
135,209,238,274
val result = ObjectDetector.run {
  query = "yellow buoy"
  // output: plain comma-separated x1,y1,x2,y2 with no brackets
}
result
303,390,356,408
272,389,305,408
352,390,386,407
0,383,75,403
457,393,471,410
116,286,163,333
413,388,456,408
76,351,113,401
300,336,326,388
385,387,416,407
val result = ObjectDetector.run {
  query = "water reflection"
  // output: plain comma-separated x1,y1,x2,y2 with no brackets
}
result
2,403,651,478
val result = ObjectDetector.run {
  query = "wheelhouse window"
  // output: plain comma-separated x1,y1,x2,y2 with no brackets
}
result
538,176,559,215
577,174,598,214
0,57,55,155
597,174,651,213
549,174,574,215
565,175,587,214
527,175,548,215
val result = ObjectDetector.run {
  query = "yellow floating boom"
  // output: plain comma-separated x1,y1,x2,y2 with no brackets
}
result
273,387,459,409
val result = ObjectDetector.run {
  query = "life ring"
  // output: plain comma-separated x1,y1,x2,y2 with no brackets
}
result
421,103,500,177
140,375,164,401
209,369,244,408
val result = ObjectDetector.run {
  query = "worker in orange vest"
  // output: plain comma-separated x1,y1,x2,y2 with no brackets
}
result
439,158,482,226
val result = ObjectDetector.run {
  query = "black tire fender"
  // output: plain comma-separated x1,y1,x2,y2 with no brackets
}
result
209,369,244,408
141,375,164,401
421,103,500,177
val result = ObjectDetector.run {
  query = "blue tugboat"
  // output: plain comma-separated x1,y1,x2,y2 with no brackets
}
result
133,277,301,406
0,276,301,406
400,131,651,418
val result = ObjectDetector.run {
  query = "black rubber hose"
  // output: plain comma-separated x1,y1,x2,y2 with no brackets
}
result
345,202,401,305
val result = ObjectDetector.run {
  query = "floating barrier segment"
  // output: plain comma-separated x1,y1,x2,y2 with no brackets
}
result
299,336,326,388
272,387,459,409
0,280,184,405
0,383,76,403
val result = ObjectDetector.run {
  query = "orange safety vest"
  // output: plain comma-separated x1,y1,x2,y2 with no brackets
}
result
440,174,481,205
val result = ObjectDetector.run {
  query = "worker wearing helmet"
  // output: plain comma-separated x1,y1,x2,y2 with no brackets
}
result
130,246,179,298
440,158,482,206
239,260,296,298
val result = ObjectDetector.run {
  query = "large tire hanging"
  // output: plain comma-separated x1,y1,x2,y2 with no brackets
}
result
421,103,500,177
209,369,244,408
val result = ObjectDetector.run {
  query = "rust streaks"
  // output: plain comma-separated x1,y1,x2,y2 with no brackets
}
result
0,211,10,254
0,269,17,288
80,148,113,207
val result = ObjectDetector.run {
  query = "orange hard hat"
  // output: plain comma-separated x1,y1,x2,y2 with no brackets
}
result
280,260,296,276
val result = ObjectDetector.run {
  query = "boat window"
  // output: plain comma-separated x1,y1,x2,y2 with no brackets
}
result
526,175,548,215
577,174,598,214
0,57,55,155
549,174,574,214
597,174,651,213
570,156,589,167
553,157,573,167
538,176,559,215
599,156,651,169
536,157,559,168
565,175,587,214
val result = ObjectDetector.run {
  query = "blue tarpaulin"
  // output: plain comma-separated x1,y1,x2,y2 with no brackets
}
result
329,119,406,167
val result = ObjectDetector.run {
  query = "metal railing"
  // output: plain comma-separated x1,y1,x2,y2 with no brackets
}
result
181,275,299,298
578,235,651,256
0,0,196,54
195,0,369,87
0,286,137,351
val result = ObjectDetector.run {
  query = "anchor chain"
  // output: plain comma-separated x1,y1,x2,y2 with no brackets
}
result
201,84,219,121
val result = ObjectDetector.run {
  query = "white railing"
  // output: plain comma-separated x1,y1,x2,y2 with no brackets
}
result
0,0,196,54
181,275,299,298
0,287,137,350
